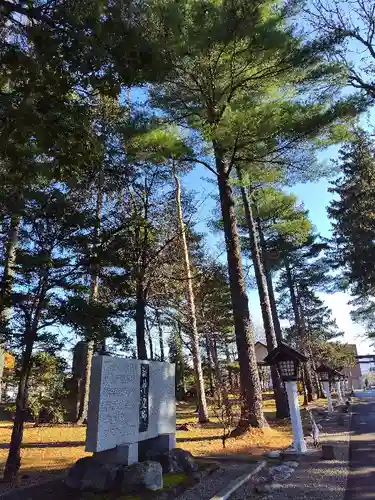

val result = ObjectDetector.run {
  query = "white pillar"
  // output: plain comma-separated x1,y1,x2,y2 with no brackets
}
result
285,381,307,453
336,381,344,404
323,381,334,413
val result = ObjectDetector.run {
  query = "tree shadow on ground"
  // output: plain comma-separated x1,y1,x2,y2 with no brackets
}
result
0,441,85,450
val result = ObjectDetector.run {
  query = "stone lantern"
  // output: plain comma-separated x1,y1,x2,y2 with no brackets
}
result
316,364,335,413
332,370,345,404
264,343,307,453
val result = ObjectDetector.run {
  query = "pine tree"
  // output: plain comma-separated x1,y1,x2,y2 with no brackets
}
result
349,296,375,343
328,129,375,298
150,0,366,428
243,187,311,344
236,171,289,418
275,234,332,401
3,185,95,481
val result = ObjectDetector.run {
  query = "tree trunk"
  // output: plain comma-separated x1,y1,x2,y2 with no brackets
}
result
173,169,209,423
310,354,324,398
209,335,223,394
0,214,21,325
256,215,283,344
176,320,186,400
302,372,308,406
76,340,94,424
0,214,21,404
225,346,235,394
145,315,154,360
76,186,103,424
284,260,314,402
265,270,283,343
299,310,316,402
155,309,165,362
135,285,148,360
304,361,315,402
237,172,288,419
205,334,215,396
213,147,266,429
4,272,48,482
3,335,33,482
285,259,301,327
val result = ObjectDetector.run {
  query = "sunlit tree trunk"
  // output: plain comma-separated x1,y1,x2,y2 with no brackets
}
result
173,168,209,423
205,334,215,396
175,320,186,400
155,309,165,362
299,303,316,401
256,214,283,343
213,146,266,429
237,172,288,419
284,259,314,403
76,185,103,424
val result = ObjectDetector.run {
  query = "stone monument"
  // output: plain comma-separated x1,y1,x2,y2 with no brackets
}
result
86,356,175,465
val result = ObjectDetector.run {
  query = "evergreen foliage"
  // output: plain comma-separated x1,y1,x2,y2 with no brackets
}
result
328,129,375,298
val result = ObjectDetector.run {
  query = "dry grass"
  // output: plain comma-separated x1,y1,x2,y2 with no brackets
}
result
175,399,293,457
0,395,328,489
0,422,90,477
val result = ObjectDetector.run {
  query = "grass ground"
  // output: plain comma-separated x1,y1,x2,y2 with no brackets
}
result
0,395,328,490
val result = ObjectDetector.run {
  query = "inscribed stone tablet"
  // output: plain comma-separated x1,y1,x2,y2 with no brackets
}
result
86,357,175,452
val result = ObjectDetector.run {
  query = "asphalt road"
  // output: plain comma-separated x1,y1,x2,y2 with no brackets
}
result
344,391,375,500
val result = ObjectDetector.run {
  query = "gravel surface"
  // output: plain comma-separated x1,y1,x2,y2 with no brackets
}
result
176,462,257,500
231,409,351,500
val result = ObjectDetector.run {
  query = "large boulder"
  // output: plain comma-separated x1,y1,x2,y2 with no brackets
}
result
66,456,119,492
146,448,198,474
117,461,163,494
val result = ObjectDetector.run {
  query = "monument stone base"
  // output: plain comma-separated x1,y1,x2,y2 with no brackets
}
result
93,442,138,465
139,433,176,461
93,433,176,466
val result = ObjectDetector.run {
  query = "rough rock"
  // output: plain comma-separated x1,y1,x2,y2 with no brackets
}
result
265,450,281,459
146,448,198,474
66,456,119,492
117,461,163,493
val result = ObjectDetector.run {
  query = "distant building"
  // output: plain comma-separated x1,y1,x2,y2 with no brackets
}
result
343,344,363,390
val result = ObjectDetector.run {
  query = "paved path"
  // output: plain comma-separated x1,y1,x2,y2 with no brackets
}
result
231,410,351,500
344,391,375,500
